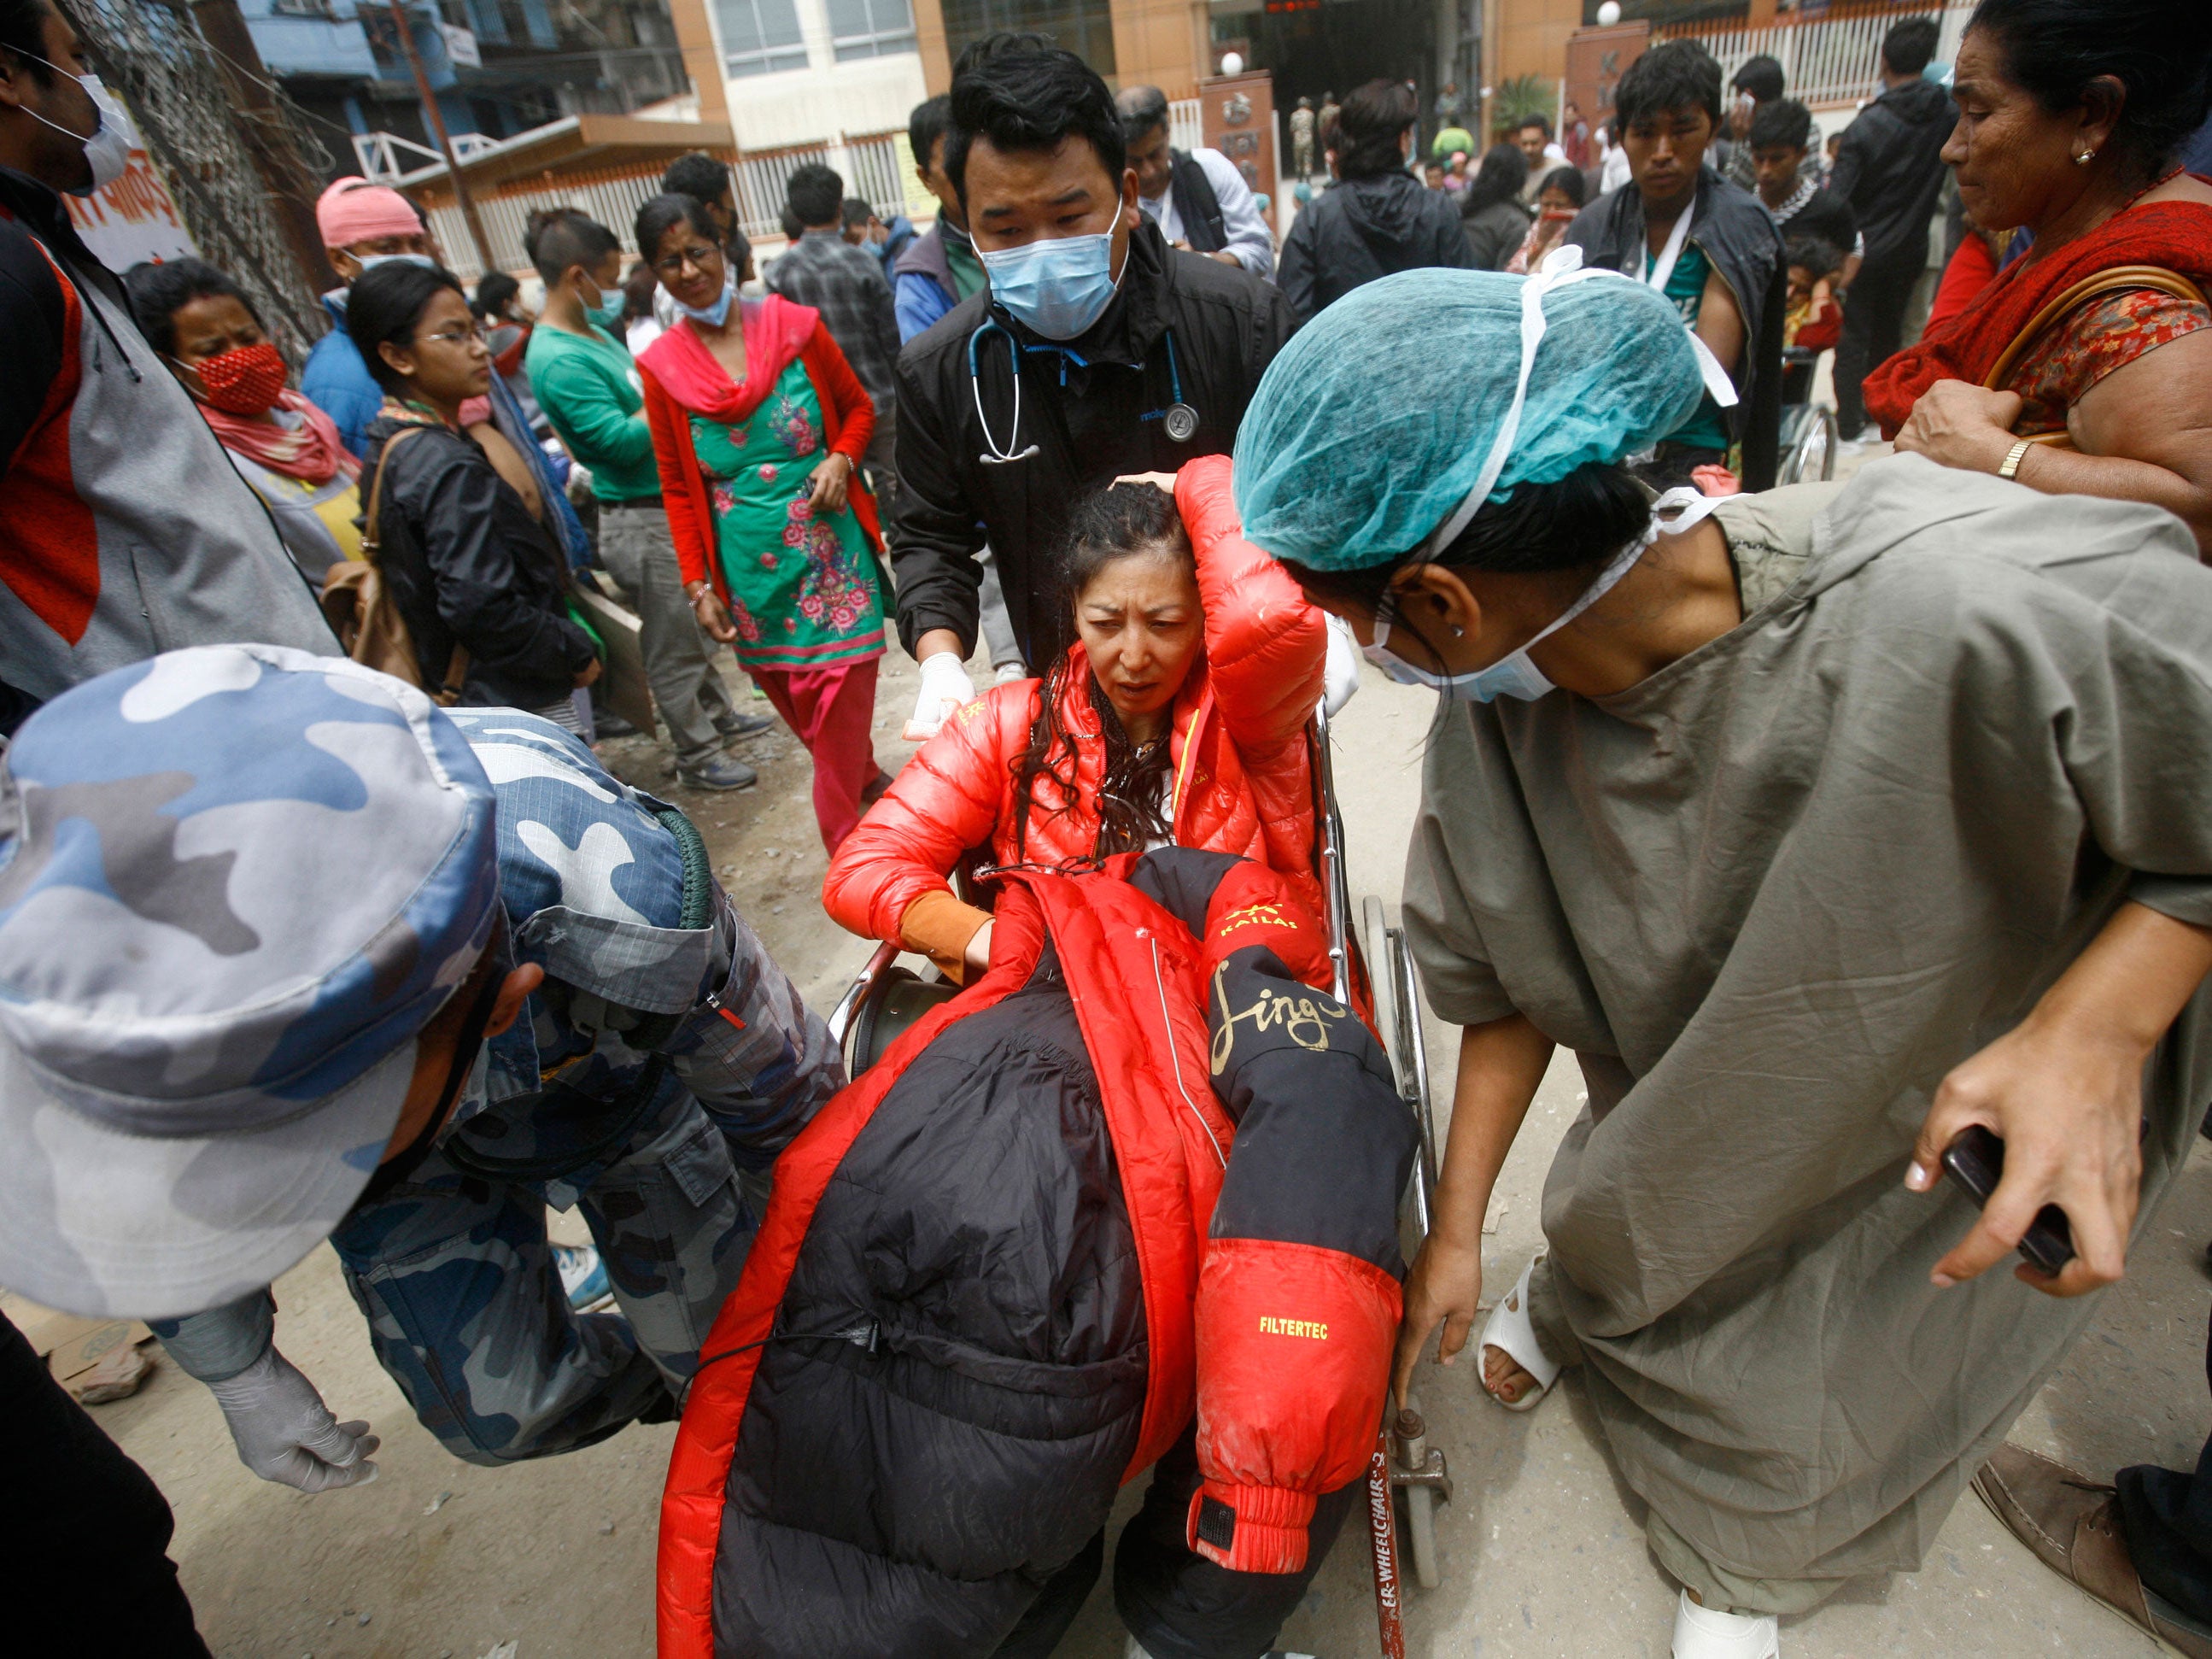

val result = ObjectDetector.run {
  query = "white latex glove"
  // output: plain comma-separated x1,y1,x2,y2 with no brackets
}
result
205,1346,380,1493
903,650,977,742
1320,612,1361,718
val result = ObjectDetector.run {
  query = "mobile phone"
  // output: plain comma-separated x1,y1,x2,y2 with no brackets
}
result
1939,1125,2076,1278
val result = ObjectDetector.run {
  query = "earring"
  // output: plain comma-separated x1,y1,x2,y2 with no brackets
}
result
2075,148,2096,166
1449,624,1466,638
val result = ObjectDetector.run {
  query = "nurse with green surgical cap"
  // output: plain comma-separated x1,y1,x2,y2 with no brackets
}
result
1232,256,2212,1656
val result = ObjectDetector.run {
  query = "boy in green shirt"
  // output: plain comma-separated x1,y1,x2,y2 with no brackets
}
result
524,210,764,790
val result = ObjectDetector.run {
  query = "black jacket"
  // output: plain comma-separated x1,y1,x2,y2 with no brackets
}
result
1829,77,1954,273
1460,195,1533,272
891,222,1294,666
360,414,596,708
1564,172,1788,489
1279,170,1476,323
1771,185,1859,262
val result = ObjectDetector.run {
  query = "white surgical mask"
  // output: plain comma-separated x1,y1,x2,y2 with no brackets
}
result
23,62,136,196
1365,489,1720,701
357,252,437,273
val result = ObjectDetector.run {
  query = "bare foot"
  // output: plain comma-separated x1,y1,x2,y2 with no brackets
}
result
1481,1342,1539,1404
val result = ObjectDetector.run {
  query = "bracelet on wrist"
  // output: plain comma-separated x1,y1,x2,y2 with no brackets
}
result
1998,437,2034,481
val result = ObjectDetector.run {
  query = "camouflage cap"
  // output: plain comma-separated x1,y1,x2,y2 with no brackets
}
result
0,646,500,1319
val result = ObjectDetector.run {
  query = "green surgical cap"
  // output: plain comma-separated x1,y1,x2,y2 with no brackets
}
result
1232,266,1709,571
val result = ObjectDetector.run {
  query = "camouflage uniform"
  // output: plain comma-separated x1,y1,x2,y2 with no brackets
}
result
154,712,841,1463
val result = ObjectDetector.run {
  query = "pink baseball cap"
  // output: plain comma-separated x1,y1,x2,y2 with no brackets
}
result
316,178,424,249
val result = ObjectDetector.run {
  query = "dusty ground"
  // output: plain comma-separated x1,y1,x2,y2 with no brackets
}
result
85,482,2201,1656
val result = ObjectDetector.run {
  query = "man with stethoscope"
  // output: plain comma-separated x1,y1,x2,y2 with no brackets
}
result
1560,38,1786,489
889,32,1295,738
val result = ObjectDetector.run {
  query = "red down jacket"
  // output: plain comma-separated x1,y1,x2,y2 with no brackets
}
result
822,454,1325,953
659,849,1417,1657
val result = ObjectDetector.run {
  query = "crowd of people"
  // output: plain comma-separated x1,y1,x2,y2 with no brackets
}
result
3,0,2212,1656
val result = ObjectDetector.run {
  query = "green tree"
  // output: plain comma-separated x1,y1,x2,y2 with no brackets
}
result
1491,74,1555,141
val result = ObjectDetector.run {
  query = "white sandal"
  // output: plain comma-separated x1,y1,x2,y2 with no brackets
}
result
1477,1253,1562,1411
1671,1590,1779,1658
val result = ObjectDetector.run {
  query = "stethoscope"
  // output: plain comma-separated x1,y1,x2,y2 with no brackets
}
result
968,318,1201,466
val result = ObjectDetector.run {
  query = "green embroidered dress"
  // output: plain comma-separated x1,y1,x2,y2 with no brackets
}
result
691,358,886,673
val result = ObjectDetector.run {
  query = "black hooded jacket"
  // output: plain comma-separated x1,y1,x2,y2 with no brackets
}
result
1830,76,1956,273
1563,170,1788,489
891,221,1293,668
1278,169,1476,323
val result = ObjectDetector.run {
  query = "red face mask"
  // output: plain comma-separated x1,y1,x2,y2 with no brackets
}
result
192,341,289,415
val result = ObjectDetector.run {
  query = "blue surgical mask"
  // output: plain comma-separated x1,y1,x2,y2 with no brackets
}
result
1365,489,1720,701
358,252,437,273
979,232,1122,341
580,277,625,331
674,276,734,329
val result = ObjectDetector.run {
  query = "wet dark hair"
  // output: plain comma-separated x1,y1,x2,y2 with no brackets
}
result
1011,483,1197,861
1749,97,1815,153
1537,164,1587,207
909,92,952,176
472,270,520,323
0,0,55,82
1967,0,2212,182
525,208,620,287
1733,54,1786,103
946,32,1126,206
620,259,656,322
635,192,711,266
785,161,843,229
1881,17,1940,78
1279,463,1652,664
1117,83,1171,144
660,152,734,209
125,256,256,356
1784,232,1846,281
1462,143,1529,215
1337,78,1419,180
1615,39,1723,128
347,259,467,394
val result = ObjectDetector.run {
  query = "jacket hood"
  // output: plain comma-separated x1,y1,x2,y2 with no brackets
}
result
1878,74,1956,132
1333,171,1437,247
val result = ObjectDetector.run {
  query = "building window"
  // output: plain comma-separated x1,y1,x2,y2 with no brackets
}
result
941,0,1114,77
715,0,808,77
828,0,916,60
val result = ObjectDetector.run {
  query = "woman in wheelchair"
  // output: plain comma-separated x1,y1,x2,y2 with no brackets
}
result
824,455,1326,982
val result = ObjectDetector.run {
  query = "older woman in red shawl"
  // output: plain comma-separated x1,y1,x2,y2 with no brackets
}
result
635,192,891,850
1863,0,2212,553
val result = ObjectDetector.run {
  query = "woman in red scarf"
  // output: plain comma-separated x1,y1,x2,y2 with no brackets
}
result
1864,0,2212,552
635,194,890,851
124,258,365,584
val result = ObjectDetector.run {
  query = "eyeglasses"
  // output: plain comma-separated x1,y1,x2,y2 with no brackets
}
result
652,243,723,277
417,324,486,348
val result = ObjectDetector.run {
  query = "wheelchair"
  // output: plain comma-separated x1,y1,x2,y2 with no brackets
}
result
823,709,1448,1650
1775,344,1840,487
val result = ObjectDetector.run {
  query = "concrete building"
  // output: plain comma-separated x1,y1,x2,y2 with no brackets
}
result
241,0,690,179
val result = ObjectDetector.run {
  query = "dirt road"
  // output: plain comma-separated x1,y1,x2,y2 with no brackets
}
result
89,624,2190,1657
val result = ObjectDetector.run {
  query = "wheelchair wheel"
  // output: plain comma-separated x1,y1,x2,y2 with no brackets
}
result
1401,1485,1441,1592
844,964,959,1076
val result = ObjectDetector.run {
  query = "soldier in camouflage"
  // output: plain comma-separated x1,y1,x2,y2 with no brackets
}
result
0,645,842,1490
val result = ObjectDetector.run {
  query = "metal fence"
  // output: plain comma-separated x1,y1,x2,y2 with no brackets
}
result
419,132,916,278
423,162,683,280
731,132,912,240
1171,97,1203,155
1657,2,1973,108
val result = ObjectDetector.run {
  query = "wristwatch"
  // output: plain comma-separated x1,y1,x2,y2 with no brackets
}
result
1998,437,2034,480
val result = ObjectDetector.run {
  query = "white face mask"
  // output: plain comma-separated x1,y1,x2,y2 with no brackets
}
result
356,252,437,273
22,61,136,196
1364,489,1722,701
